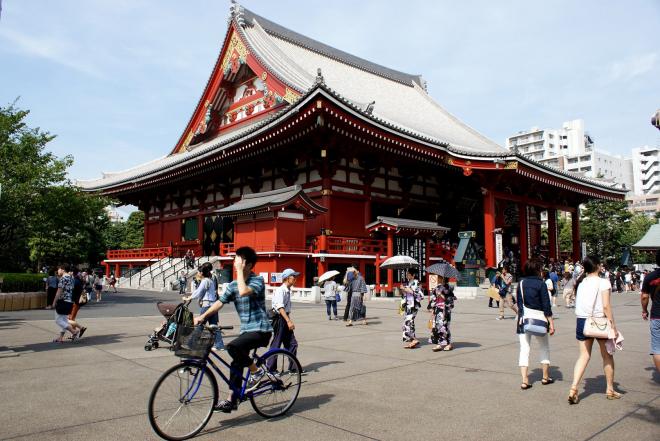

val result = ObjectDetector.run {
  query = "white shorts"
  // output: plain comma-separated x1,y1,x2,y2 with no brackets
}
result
55,313,69,331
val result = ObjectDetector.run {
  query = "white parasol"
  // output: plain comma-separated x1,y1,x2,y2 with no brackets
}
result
318,270,341,284
380,255,419,270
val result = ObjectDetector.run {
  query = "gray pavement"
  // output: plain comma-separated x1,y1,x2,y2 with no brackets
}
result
0,289,658,441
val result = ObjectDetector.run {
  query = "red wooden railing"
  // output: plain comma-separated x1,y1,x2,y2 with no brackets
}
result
106,246,172,260
219,243,309,255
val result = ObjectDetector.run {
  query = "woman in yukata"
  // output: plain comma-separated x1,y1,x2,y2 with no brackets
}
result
401,268,424,349
428,276,455,351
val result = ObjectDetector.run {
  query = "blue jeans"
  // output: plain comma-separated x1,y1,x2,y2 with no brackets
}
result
200,304,225,350
325,300,337,317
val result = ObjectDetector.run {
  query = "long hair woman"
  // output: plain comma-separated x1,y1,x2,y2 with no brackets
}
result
568,255,620,404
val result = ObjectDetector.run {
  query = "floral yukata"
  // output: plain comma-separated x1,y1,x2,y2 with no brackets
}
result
401,279,424,342
427,284,455,347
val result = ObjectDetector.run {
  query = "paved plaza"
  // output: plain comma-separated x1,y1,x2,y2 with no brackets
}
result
0,289,658,441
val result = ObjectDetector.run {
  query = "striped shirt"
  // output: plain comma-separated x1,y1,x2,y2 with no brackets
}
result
219,273,272,334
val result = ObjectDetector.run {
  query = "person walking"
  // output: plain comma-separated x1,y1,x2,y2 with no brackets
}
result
182,262,224,352
193,246,273,413
68,268,88,326
178,271,187,295
401,268,423,347
516,260,555,390
322,276,339,320
567,256,621,404
95,274,104,301
267,268,300,369
45,269,58,310
346,268,368,327
562,272,576,308
52,264,85,342
640,251,660,372
342,267,355,321
497,268,518,320
109,273,117,293
427,277,455,351
490,271,502,309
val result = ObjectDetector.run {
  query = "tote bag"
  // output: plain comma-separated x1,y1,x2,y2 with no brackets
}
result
520,280,548,336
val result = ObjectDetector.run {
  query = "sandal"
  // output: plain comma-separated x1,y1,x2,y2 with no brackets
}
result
404,342,417,349
520,383,532,390
568,387,579,404
541,377,555,385
432,345,443,352
443,345,453,351
345,323,353,327
606,390,621,400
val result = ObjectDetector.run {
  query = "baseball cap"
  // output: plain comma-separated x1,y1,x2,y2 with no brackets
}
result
281,268,300,279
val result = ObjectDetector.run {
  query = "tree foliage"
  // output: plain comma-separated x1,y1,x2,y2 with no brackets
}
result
103,210,144,250
580,199,656,265
558,215,573,253
0,102,111,271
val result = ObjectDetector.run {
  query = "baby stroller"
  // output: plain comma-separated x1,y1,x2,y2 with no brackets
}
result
144,301,193,351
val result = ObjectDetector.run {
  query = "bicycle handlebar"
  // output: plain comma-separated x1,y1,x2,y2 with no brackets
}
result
205,324,234,331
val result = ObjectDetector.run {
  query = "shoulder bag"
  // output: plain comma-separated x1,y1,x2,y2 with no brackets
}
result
519,280,548,336
582,280,612,339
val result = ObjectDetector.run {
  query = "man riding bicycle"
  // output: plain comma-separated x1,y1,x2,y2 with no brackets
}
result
193,246,273,413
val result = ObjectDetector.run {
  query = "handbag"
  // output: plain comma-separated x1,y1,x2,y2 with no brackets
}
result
55,298,73,315
78,291,88,306
519,280,548,336
427,318,434,330
487,286,501,301
582,282,613,339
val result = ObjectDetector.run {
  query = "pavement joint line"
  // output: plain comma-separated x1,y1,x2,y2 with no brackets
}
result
581,395,660,441
0,410,148,441
292,413,382,440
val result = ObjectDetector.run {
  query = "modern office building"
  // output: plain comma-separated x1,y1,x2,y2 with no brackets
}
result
506,119,633,191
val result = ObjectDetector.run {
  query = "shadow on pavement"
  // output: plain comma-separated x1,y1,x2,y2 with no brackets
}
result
629,402,660,424
644,366,660,384
201,393,335,435
450,341,482,349
530,366,564,382
0,317,25,330
581,375,625,400
9,333,127,353
303,360,345,373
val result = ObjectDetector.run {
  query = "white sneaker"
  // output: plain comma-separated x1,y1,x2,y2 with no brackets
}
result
246,368,266,392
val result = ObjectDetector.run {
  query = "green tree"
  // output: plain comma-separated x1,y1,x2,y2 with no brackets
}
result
620,213,656,264
580,200,657,265
558,215,573,253
102,210,144,252
0,102,110,271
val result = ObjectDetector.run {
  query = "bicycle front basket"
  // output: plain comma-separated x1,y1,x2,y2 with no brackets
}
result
174,326,214,359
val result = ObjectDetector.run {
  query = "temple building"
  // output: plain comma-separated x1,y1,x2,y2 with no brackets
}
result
80,2,625,291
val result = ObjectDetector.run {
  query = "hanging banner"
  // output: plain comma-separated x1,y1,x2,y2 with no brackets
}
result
495,233,503,267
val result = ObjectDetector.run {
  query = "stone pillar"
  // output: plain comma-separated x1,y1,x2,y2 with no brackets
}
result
483,190,496,268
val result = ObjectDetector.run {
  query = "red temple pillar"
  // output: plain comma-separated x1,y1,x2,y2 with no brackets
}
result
387,230,394,291
375,253,381,292
114,264,120,278
547,208,558,260
104,263,110,277
483,190,496,268
519,203,528,266
571,208,581,262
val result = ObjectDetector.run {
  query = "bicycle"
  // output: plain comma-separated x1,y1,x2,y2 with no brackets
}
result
148,324,302,441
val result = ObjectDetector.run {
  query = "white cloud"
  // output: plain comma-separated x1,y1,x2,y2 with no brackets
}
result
602,52,658,84
0,27,106,79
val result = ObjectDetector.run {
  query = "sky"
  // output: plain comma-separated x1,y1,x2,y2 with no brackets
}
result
1,0,659,216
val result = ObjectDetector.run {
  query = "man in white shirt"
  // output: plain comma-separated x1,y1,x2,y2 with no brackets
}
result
266,268,299,370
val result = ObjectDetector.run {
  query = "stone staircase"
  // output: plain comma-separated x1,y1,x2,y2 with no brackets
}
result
118,256,220,292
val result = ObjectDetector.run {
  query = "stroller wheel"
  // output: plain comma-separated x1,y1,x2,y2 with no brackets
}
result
144,344,152,351
152,341,159,349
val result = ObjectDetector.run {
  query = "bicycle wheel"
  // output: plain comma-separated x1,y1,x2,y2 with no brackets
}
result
148,361,218,441
250,349,302,418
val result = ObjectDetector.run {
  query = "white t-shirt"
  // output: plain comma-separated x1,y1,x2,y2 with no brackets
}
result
624,273,632,283
272,284,292,314
575,276,611,318
322,281,338,300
